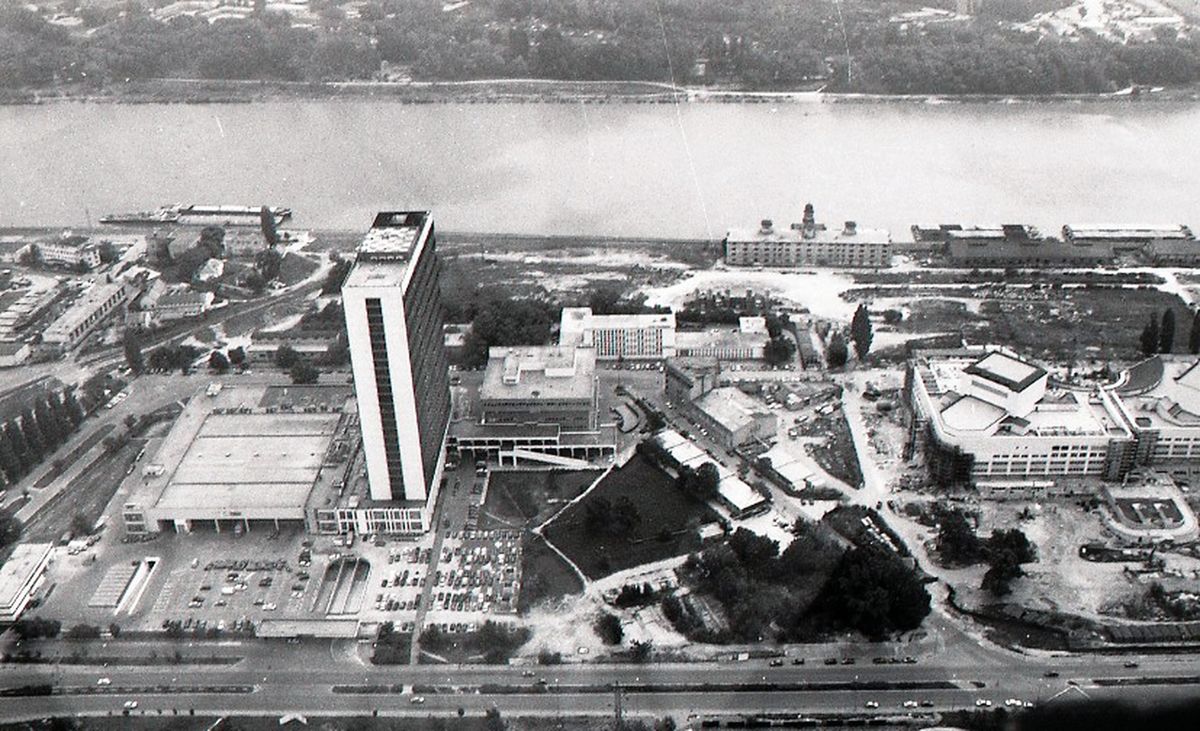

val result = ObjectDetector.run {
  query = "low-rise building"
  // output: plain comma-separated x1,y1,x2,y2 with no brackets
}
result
0,543,53,623
1062,224,1194,255
41,280,134,349
249,330,339,365
153,290,214,322
689,386,777,449
480,345,597,430
0,340,31,368
725,209,891,268
559,306,676,360
675,322,769,360
665,357,721,404
656,429,768,518
35,234,101,270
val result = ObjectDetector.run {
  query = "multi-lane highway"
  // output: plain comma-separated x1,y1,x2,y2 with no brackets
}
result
2,643,1198,722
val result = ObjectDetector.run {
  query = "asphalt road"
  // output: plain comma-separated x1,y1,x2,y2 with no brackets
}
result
2,646,1198,721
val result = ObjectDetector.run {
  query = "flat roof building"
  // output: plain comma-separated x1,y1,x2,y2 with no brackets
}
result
481,345,598,430
689,386,777,449
342,212,451,506
725,207,891,268
675,327,768,361
0,543,53,623
122,384,356,535
559,307,676,360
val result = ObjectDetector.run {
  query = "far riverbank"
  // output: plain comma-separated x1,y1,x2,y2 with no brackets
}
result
3,77,1200,107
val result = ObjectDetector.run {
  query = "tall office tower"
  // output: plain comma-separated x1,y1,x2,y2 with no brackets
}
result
342,212,451,503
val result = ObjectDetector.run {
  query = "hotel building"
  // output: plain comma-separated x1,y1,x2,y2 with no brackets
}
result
342,212,451,506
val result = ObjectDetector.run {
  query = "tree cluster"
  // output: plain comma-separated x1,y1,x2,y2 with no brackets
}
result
146,344,201,373
676,520,907,643
459,294,558,368
594,611,624,645
1140,309,1180,357
583,495,641,537
5,2,1200,95
850,303,873,361
0,387,86,490
934,508,1038,596
675,461,720,500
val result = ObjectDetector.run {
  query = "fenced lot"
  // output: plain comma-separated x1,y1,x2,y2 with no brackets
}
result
543,454,720,579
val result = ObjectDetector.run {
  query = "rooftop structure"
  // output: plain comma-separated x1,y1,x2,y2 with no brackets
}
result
342,212,451,506
1062,224,1193,244
0,543,53,623
480,345,598,430
559,306,677,360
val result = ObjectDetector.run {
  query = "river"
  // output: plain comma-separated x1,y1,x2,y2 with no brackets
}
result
2,100,1199,239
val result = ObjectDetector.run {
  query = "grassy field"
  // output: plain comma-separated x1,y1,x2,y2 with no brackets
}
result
278,251,319,285
543,455,720,580
480,469,601,530
518,531,584,613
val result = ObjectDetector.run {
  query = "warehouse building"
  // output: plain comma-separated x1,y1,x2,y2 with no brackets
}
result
688,386,777,449
122,384,357,535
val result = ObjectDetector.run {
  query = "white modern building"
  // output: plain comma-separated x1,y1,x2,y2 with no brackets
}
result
342,212,451,506
559,307,676,360
909,348,1133,483
0,543,53,623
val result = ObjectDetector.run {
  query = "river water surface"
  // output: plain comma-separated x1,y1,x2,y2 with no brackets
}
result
2,100,1199,238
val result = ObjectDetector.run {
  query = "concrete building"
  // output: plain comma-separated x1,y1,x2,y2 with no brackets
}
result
665,357,721,404
675,322,769,361
0,340,31,368
342,211,450,505
1107,356,1200,472
656,429,768,518
908,348,1134,484
122,384,356,535
36,235,101,270
249,331,337,365
559,307,676,360
153,290,214,322
689,386,777,449
0,543,53,623
480,345,598,430
725,209,891,268
1062,224,1194,255
41,280,134,349
449,421,618,469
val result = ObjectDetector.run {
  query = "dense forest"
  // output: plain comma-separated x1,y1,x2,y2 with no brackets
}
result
2,0,1200,94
